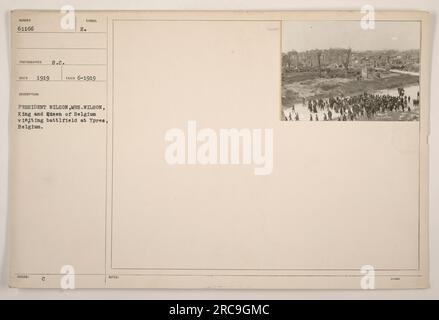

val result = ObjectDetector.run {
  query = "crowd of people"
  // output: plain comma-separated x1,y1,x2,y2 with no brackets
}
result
284,89,419,121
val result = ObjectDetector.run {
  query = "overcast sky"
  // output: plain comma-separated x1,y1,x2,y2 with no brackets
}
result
282,21,420,52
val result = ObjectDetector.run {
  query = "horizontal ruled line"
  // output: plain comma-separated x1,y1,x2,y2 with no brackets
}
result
17,31,107,34
16,80,106,82
16,63,107,66
17,47,107,50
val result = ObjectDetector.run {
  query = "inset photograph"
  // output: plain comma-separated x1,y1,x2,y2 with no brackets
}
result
281,21,420,121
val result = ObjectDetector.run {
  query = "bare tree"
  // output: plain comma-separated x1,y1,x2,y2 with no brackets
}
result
316,50,322,74
282,53,290,72
343,48,352,73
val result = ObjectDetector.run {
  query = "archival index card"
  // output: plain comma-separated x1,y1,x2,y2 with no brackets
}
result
8,10,431,289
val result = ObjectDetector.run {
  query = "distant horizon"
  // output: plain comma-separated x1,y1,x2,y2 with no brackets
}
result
282,21,421,52
283,48,420,54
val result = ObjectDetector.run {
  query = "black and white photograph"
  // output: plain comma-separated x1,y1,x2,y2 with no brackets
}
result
281,21,421,121
1,0,438,303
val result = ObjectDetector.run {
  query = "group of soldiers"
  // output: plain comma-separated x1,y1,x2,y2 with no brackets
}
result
284,89,419,121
